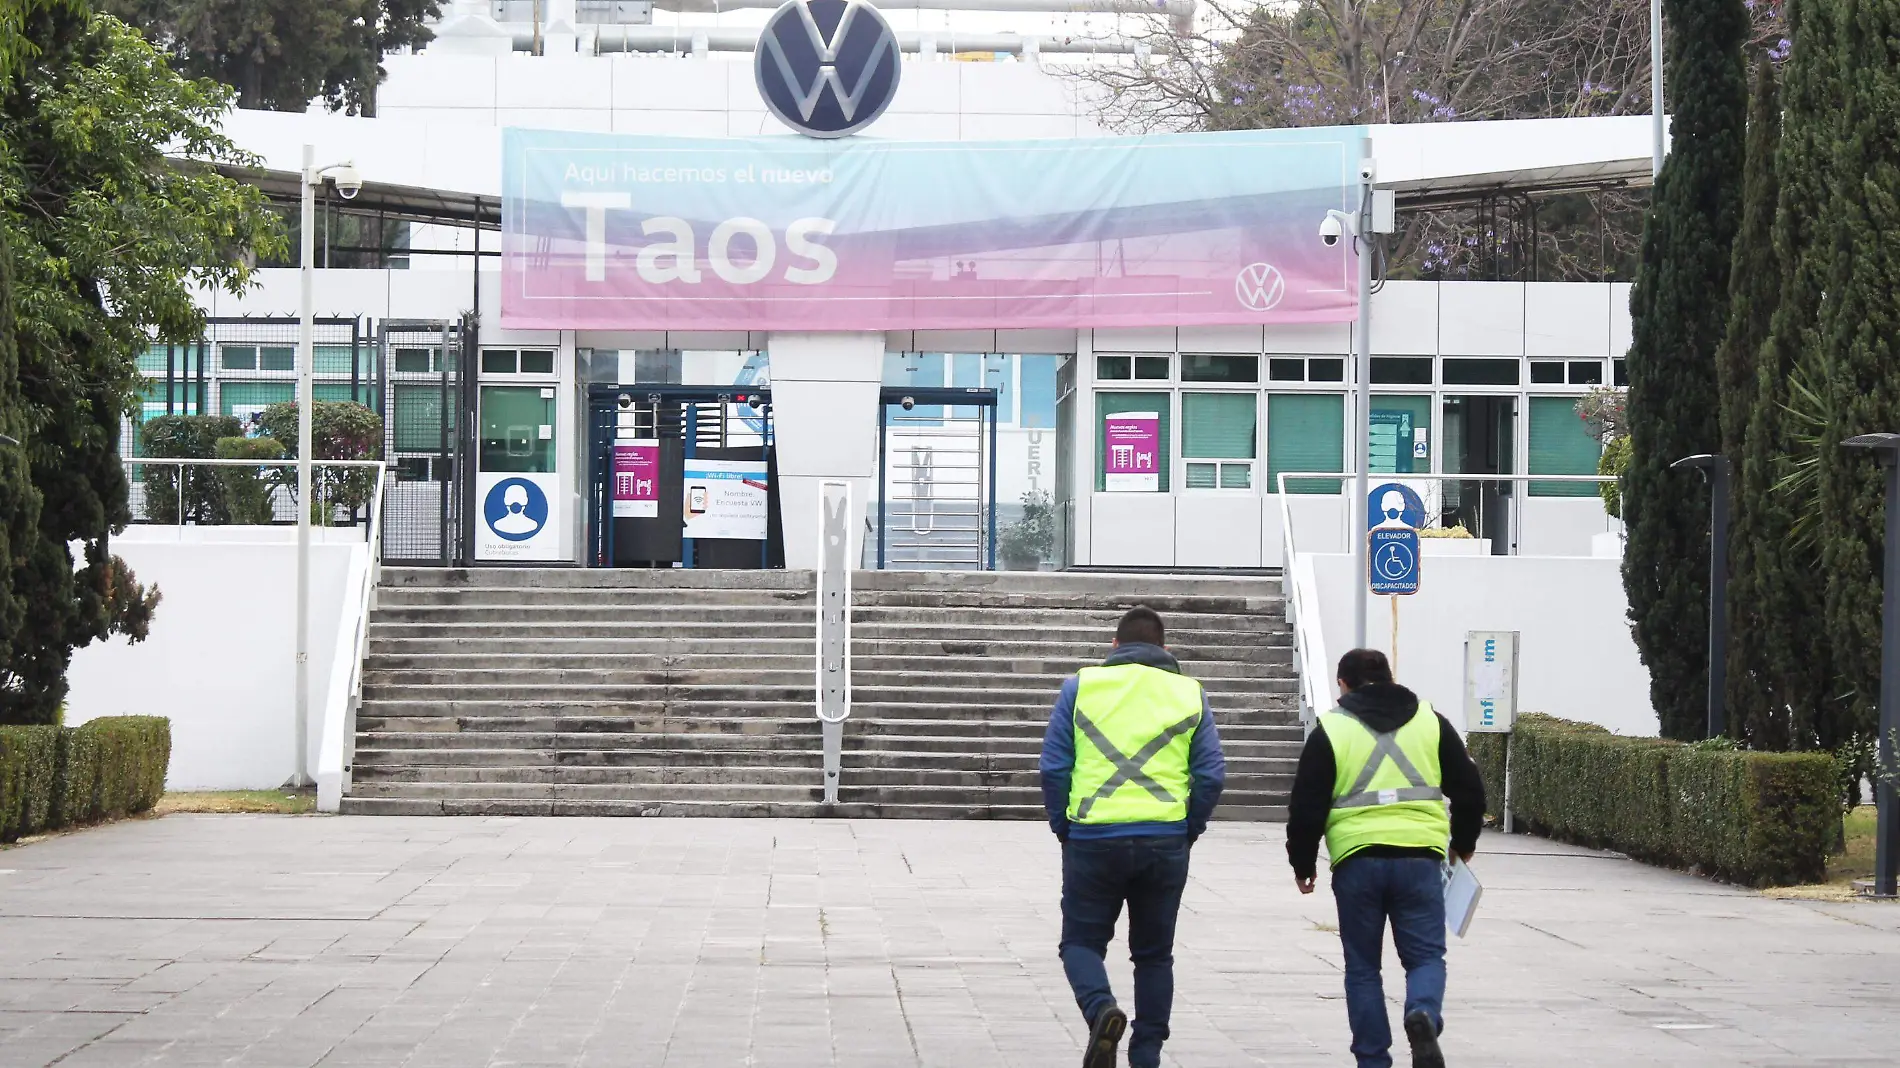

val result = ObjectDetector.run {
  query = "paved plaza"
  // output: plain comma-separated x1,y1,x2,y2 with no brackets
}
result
1,815,1895,1067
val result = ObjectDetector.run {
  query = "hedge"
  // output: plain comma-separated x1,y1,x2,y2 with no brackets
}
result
0,717,169,842
1468,714,1836,887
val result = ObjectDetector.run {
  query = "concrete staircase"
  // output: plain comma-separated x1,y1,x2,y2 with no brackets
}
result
342,568,1302,819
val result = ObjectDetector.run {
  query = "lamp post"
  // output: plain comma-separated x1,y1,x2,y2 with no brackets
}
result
1843,432,1900,898
296,146,361,787
1671,453,1730,739
1651,0,1665,177
1327,138,1383,649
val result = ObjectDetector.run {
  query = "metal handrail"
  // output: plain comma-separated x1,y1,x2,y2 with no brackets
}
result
1276,471,1617,731
318,462,388,812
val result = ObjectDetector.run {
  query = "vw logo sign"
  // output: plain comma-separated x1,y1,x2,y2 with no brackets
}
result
756,0,901,139
1235,262,1286,311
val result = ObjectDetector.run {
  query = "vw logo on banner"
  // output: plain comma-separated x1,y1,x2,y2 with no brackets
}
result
756,0,901,138
1235,262,1287,311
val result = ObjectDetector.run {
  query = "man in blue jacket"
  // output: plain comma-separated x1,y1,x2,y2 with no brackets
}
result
1040,605,1226,1068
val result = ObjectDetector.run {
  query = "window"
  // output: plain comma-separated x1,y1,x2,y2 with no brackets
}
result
1182,392,1256,489
220,381,293,416
392,384,447,453
1267,393,1344,494
1269,358,1305,382
1369,395,1432,474
952,353,1012,421
393,347,454,374
1134,356,1170,380
1019,354,1058,429
1371,357,1433,385
1443,358,1521,385
1530,361,1565,384
1568,360,1605,385
884,352,945,423
1181,353,1258,384
1269,357,1347,382
480,386,556,474
1097,355,1133,380
1095,391,1170,492
1613,358,1629,387
222,345,257,371
1528,395,1603,496
481,349,556,376
1309,358,1346,382
314,344,362,375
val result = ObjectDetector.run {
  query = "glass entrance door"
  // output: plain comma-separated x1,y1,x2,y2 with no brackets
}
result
1441,395,1516,554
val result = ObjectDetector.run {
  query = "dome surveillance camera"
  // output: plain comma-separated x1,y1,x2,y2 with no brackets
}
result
1318,213,1345,247
330,164,362,200
616,393,633,410
746,395,763,411
900,396,916,411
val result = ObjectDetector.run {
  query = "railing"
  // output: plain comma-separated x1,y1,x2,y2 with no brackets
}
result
319,463,389,811
123,456,385,534
1277,471,1615,731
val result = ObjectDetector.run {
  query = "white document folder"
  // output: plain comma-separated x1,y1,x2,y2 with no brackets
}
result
1443,856,1483,938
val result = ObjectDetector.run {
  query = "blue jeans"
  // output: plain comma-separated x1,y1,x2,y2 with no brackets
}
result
1059,835,1191,1068
1332,855,1448,1068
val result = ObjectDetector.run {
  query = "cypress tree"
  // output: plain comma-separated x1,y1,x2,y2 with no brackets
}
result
1816,0,1900,754
1752,0,1846,753
1622,0,1750,740
1719,60,1784,746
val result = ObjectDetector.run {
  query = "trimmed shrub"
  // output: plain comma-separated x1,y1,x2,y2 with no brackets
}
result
141,415,245,524
0,724,58,841
1469,714,1835,886
213,435,285,525
1,717,169,840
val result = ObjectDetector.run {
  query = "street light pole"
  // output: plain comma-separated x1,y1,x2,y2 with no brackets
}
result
1651,0,1665,177
295,144,315,788
1844,433,1900,898
1351,141,1375,650
1671,454,1730,739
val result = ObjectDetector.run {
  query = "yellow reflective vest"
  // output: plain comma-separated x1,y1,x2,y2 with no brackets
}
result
1066,663,1206,825
1320,702,1450,867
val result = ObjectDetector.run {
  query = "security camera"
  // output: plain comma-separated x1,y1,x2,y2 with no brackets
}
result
1318,213,1345,247
900,396,916,411
616,393,633,410
746,395,762,411
329,163,362,200
1358,160,1377,182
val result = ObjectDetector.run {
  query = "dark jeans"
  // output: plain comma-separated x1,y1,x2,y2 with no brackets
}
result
1332,854,1448,1068
1058,835,1191,1068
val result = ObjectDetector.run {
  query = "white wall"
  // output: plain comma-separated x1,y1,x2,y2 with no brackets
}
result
769,332,886,569
65,529,365,791
1311,551,1656,736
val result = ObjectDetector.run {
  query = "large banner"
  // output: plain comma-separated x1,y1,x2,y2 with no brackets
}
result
502,127,1366,332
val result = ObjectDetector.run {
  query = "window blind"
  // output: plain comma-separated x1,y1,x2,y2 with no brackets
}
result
1267,393,1345,494
1528,396,1603,497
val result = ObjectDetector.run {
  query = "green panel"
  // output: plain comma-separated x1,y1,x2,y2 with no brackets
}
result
1529,396,1603,496
314,344,360,375
480,386,556,474
1181,392,1256,460
1094,391,1170,492
393,384,446,453
315,383,373,405
1369,394,1432,475
220,381,294,416
258,346,295,372
1267,393,1345,494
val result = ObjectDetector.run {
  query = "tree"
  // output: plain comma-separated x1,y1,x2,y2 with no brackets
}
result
1815,0,1900,766
0,8,284,723
101,0,440,115
1718,60,1789,747
1620,0,1748,741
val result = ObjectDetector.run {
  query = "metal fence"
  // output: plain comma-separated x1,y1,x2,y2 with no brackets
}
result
123,458,386,533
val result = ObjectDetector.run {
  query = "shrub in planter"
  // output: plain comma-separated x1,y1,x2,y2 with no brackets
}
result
258,401,383,524
214,436,286,524
140,414,245,524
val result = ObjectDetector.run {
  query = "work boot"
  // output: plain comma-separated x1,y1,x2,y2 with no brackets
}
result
1082,1004,1126,1068
1404,1009,1445,1068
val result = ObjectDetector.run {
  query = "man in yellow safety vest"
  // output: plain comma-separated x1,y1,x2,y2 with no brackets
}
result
1040,605,1226,1068
1286,648,1485,1068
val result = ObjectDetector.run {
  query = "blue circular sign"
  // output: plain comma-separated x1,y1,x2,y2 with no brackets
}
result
1368,482,1427,530
756,0,902,139
484,478,549,542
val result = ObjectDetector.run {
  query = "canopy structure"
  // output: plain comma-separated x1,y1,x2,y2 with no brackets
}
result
199,107,1662,233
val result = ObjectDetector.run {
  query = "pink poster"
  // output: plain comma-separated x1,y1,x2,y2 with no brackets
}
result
1104,413,1160,492
612,440,659,518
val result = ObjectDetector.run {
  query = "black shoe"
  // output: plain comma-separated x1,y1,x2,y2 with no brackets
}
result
1404,1010,1445,1068
1082,1004,1127,1068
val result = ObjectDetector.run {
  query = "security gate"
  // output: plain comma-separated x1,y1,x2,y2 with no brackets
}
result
585,384,783,568
379,319,468,564
875,386,999,570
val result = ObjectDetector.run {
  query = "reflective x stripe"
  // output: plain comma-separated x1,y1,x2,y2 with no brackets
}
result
1073,709,1202,820
1332,712,1443,810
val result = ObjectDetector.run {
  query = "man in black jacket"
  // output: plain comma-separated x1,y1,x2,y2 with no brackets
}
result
1286,649,1485,1068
